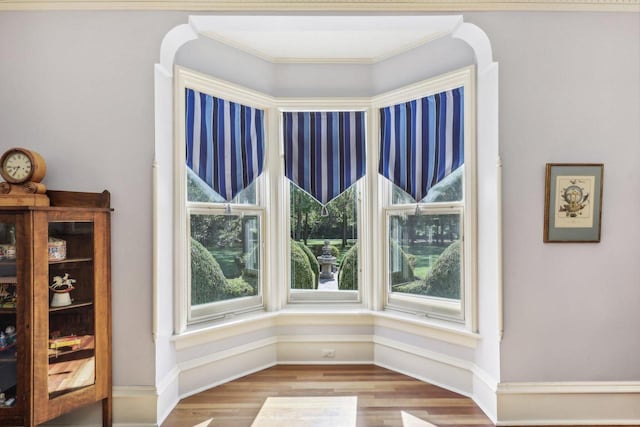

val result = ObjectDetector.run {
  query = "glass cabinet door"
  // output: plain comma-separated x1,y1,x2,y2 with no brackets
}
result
47,221,96,399
0,218,18,410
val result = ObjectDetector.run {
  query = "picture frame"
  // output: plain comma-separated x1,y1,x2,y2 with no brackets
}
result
544,163,603,243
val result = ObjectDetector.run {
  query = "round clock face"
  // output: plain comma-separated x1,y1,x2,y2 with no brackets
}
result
2,151,33,182
0,148,46,185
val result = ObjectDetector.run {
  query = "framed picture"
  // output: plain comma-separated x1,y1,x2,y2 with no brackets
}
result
544,163,604,243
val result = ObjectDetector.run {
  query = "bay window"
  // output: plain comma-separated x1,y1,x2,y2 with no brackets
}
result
175,66,475,331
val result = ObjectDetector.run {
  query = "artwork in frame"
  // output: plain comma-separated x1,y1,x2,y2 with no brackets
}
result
544,163,604,243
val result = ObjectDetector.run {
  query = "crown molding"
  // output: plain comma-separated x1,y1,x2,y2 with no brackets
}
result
0,0,638,12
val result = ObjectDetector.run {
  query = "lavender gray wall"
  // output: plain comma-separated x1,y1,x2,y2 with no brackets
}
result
466,11,640,381
0,10,638,390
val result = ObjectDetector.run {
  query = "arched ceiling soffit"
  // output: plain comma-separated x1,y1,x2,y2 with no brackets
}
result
160,15,493,80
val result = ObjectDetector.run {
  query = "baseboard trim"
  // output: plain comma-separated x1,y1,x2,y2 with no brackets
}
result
472,366,498,424
155,367,180,426
373,336,475,398
114,334,640,426
112,386,160,426
373,335,499,423
496,381,640,425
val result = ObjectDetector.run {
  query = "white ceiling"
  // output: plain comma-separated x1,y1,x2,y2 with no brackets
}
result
190,15,463,64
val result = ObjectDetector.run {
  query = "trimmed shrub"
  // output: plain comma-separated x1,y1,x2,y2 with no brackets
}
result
225,277,256,298
296,241,319,286
291,240,316,289
337,243,358,290
424,240,461,299
389,239,416,286
190,238,228,305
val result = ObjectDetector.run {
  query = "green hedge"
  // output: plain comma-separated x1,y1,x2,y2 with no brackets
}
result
337,243,358,290
296,241,319,286
424,240,461,299
190,238,229,305
291,240,316,289
225,277,256,298
389,239,416,286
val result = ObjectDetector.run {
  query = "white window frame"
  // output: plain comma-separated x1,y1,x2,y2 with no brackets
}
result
372,66,477,331
173,65,476,333
174,66,274,332
277,103,370,306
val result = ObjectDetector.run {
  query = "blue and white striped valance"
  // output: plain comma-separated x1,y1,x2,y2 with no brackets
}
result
379,87,464,203
185,88,265,202
283,111,366,208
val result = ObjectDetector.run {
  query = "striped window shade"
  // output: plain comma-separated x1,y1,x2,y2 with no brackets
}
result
379,87,464,203
283,111,366,213
185,88,265,203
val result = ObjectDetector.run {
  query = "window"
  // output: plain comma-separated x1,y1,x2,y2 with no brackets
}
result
174,66,475,331
282,110,366,303
176,76,270,329
376,75,475,327
289,183,360,298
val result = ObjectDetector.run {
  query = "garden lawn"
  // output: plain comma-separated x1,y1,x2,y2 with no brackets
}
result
207,245,243,278
400,242,449,280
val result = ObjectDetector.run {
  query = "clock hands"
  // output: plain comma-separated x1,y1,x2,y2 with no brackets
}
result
4,164,30,178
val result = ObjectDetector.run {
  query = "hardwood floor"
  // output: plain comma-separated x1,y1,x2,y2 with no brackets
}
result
161,365,495,427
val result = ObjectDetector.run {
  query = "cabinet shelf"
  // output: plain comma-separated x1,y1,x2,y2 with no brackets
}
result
49,257,93,265
48,301,93,313
0,307,16,314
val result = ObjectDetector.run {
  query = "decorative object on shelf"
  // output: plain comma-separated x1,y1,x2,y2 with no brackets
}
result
49,273,76,307
4,326,16,344
47,237,67,261
544,163,604,243
0,243,15,260
0,147,49,207
49,335,81,351
0,283,16,308
0,326,16,351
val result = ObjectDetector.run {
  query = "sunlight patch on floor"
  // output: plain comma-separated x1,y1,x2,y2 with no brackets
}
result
192,418,213,427
401,411,437,427
250,396,357,427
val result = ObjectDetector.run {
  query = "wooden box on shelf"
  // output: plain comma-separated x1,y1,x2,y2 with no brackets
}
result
0,190,111,427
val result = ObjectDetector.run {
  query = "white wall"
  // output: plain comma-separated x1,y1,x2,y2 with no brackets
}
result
0,11,189,389
0,10,638,424
465,11,640,382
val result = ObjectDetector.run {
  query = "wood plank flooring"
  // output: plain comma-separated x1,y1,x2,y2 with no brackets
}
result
161,365,494,427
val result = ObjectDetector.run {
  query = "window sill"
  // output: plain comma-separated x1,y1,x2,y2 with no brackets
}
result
172,310,278,350
171,307,480,351
374,310,480,348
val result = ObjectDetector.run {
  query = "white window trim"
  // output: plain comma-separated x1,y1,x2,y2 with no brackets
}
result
384,205,465,321
371,66,477,332
173,65,477,334
186,206,266,324
278,101,370,305
174,66,275,333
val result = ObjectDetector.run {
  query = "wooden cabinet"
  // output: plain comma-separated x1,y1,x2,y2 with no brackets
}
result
0,190,111,426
